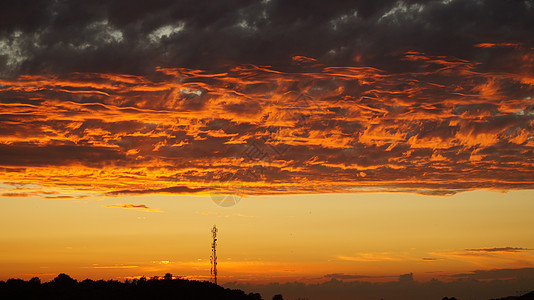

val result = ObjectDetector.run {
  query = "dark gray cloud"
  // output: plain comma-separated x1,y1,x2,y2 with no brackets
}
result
322,273,373,280
1,0,533,77
448,267,534,280
465,247,531,253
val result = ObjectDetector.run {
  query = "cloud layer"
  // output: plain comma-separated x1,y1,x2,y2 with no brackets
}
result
227,267,534,300
1,0,533,196
104,203,161,212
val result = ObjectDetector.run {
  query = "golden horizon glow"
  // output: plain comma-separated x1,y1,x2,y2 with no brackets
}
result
1,190,533,284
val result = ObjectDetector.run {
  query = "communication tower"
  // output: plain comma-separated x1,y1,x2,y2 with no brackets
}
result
210,225,218,285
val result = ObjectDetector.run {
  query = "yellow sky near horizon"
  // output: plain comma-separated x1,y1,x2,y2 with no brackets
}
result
1,189,533,283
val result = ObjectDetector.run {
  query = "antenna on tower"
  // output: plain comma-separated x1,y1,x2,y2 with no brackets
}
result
210,225,218,285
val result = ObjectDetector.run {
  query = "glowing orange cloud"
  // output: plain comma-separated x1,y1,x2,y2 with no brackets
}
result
0,49,533,197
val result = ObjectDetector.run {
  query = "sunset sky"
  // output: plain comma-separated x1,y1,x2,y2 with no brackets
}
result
1,0,534,298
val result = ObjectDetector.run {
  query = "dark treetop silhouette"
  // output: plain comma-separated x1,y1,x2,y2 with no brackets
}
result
1,273,533,300
0,273,264,300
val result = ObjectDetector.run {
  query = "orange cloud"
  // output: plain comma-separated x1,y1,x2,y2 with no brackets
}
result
292,55,318,64
474,43,520,48
429,247,534,270
1,50,533,197
104,203,161,212
1,192,32,197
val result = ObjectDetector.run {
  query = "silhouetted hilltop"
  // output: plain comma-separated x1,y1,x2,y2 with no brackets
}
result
0,273,263,300
493,290,534,300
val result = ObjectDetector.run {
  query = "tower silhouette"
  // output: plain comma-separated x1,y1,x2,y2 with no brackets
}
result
210,225,218,285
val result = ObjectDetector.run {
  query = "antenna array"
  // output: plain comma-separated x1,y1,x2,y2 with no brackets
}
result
210,225,218,285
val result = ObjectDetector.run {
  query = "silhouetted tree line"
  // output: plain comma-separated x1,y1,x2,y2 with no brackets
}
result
0,273,267,300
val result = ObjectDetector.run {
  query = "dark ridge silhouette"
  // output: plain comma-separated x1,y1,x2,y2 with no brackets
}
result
493,290,534,300
0,273,265,300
